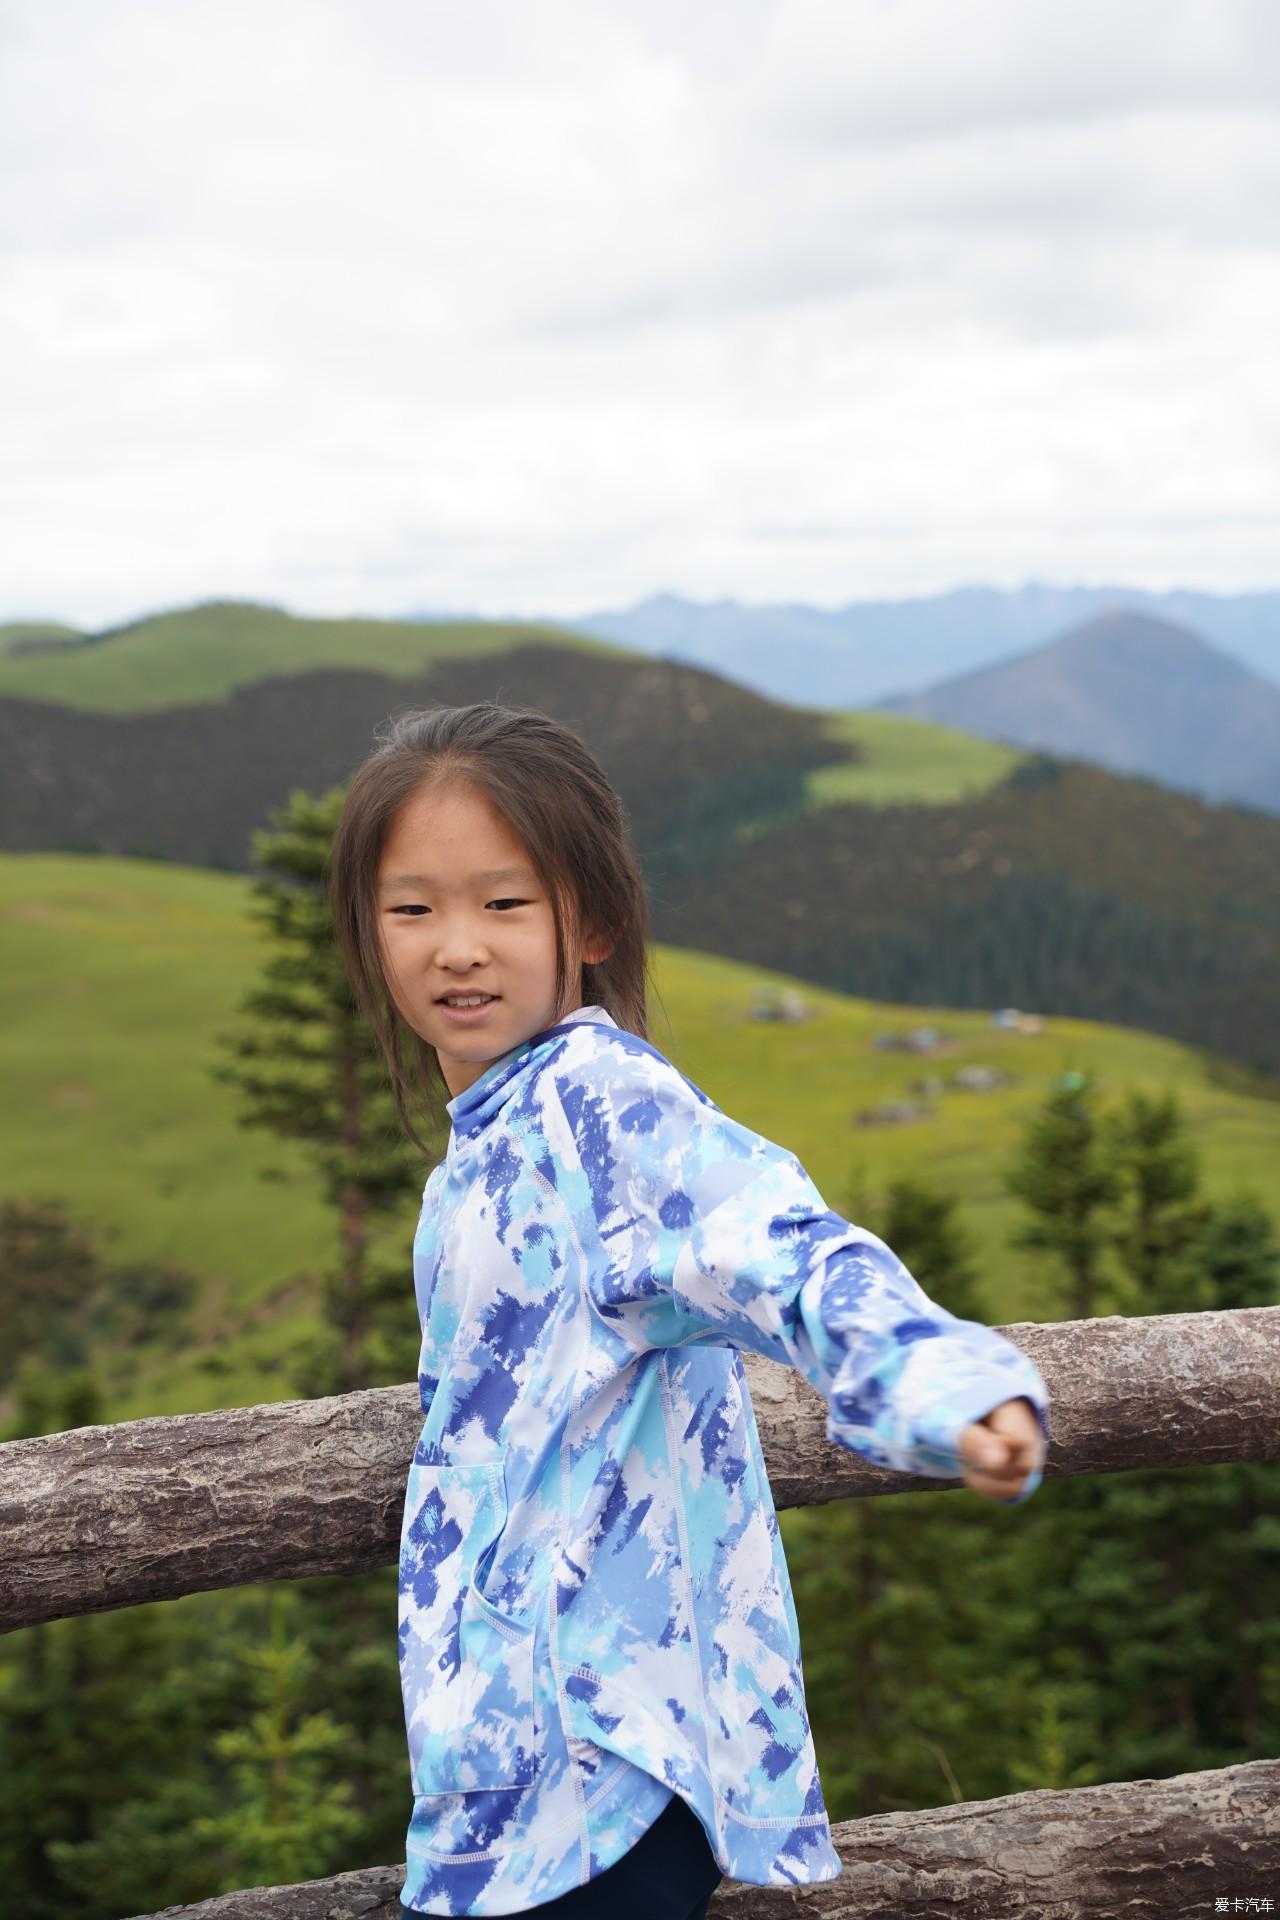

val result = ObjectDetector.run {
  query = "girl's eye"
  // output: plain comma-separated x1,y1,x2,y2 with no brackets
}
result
388,899,529,916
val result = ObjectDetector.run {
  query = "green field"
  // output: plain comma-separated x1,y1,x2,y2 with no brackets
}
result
0,601,1027,816
4,852,1274,1424
0,602,627,713
806,708,1027,808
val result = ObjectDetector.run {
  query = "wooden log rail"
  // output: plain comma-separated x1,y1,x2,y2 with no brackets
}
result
3,1307,1280,1635
4,1306,1279,1914
129,1758,1280,1917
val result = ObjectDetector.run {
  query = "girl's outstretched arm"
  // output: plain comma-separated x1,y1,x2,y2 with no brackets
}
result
668,1140,1050,1495
552,1039,1051,1493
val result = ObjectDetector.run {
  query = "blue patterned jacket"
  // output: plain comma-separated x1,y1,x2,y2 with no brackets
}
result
398,1005,1051,1915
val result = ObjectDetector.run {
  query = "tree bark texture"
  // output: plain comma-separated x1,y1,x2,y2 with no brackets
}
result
3,1306,1278,1634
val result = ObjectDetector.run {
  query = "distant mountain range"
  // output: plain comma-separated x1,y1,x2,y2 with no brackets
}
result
524,585,1279,820
871,608,1280,819
550,582,1280,706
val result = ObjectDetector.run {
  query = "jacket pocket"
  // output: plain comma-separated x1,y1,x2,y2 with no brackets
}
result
398,1456,540,1794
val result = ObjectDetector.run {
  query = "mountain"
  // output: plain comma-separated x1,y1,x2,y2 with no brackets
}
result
2,601,1279,1084
558,583,1280,710
0,606,857,869
0,599,626,713
870,609,1280,817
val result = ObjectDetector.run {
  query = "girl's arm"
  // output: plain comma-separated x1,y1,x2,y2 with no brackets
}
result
666,1141,1050,1489
552,1045,1051,1489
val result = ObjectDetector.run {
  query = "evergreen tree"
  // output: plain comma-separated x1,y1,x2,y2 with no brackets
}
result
1104,1088,1214,1313
1191,1190,1280,1753
277,1563,412,1875
1000,1088,1280,1786
1003,1069,1124,1318
792,1084,1280,1827
1196,1191,1280,1310
5,794,454,1920
0,1358,108,1914
2,1352,103,1452
28,1580,356,1920
188,1587,363,1893
211,785,438,1396
869,1173,988,1320
786,1162,1106,1824
0,1200,102,1390
0,1197,198,1436
211,784,440,1871
783,1444,1111,1820
7,1369,233,1919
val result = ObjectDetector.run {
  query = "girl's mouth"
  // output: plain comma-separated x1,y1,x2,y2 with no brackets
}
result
436,993,501,1023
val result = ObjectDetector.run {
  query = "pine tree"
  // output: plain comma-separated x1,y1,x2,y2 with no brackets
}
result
1196,1191,1280,1310
1190,1190,1280,1753
0,1199,103,1391
785,1167,1095,1823
211,785,439,1396
189,1587,363,1893
31,1582,348,1919
6,794,452,1918
1104,1088,1214,1313
0,1189,202,1913
209,784,451,1868
1003,1069,1125,1318
1004,1088,1280,1784
867,1173,988,1320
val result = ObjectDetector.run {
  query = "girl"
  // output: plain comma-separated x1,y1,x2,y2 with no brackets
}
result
328,702,1050,1920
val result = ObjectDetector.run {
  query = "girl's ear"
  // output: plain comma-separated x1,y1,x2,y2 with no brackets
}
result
562,885,614,968
581,926,615,967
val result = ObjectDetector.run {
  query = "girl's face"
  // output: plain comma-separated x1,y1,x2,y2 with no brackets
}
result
376,777,609,1100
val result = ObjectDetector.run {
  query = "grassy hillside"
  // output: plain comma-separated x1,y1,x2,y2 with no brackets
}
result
806,709,1026,809
685,755,1280,1080
4,853,1276,1426
3,605,1278,1079
0,600,628,712
0,630,860,872
0,598,1024,812
0,620,84,656
0,600,1049,812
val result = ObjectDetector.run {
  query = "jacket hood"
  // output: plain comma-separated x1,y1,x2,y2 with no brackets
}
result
444,1003,616,1146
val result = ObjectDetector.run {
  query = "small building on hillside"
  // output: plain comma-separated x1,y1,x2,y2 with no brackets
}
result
749,985,813,1023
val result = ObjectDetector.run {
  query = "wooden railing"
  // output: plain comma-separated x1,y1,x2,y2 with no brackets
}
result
5,1306,1280,1915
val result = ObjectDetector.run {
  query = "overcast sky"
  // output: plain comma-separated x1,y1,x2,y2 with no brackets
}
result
2,0,1278,629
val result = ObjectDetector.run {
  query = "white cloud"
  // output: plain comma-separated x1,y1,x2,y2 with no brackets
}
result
0,0,1277,626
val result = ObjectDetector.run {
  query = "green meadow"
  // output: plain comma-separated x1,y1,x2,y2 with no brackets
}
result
807,707,1026,807
4,851,1275,1426
0,602,1026,817
0,603,627,713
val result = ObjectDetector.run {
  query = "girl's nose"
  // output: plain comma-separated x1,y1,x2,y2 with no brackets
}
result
432,925,492,968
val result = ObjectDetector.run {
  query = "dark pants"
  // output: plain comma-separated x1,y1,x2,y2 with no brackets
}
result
410,1792,724,1919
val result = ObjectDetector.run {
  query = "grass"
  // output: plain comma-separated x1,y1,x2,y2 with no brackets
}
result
0,602,628,713
0,601,1029,816
805,709,1027,809
0,601,1026,810
3,852,1275,1423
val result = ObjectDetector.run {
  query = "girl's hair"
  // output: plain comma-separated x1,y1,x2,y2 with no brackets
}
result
328,702,653,1153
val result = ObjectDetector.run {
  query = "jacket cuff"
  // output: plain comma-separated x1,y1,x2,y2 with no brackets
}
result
825,1333,1051,1485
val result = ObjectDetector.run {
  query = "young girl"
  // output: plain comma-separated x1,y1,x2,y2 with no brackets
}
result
328,701,1050,1920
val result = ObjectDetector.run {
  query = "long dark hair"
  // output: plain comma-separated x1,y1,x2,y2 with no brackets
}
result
328,702,653,1153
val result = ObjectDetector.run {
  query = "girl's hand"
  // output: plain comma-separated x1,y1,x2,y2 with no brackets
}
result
956,1395,1046,1503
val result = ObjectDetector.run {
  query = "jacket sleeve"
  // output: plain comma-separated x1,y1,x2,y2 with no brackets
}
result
552,1040,1051,1487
